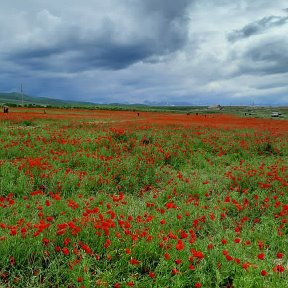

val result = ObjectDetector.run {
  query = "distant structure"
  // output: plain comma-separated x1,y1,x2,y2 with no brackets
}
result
271,112,281,118
208,104,223,110
3,105,9,113
21,84,24,107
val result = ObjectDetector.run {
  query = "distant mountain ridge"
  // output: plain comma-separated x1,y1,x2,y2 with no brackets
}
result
0,92,95,107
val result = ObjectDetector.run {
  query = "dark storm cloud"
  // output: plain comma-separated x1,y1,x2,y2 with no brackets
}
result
1,0,288,105
141,0,192,19
227,15,288,42
9,37,154,72
235,38,288,76
140,0,193,52
5,0,193,72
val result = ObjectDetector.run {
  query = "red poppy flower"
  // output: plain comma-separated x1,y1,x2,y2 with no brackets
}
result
207,243,214,249
9,256,16,266
149,272,155,278
62,247,69,255
242,262,250,270
226,255,233,261
261,270,267,276
221,239,227,245
273,265,285,273
171,268,178,275
104,239,111,248
276,252,283,259
189,264,195,270
257,253,265,260
175,259,182,265
42,238,49,246
130,258,140,265
164,253,170,260
176,240,185,251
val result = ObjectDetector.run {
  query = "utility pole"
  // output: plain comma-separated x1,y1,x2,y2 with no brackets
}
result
21,84,24,107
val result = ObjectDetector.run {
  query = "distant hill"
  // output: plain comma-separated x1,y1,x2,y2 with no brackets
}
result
0,92,95,107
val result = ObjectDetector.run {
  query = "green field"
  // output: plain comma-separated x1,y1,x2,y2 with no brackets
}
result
0,109,287,287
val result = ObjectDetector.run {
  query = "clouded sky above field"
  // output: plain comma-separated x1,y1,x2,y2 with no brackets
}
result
1,0,288,105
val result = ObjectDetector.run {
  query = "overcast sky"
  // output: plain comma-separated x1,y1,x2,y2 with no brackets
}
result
1,0,288,105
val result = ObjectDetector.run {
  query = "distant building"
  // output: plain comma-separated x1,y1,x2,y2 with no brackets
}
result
271,112,281,117
208,104,223,110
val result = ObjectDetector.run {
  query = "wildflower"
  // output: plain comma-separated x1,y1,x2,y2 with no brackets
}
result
192,250,204,260
273,265,285,273
261,270,267,276
276,252,283,259
207,243,214,250
0,272,8,279
63,238,71,246
164,253,170,260
175,259,182,265
81,244,93,255
165,202,176,209
258,241,264,250
234,258,241,264
242,262,250,271
125,249,131,254
234,227,241,233
179,231,188,239
189,264,195,270
149,271,155,278
257,253,265,260
10,229,17,236
77,277,83,283
62,247,69,255
104,239,111,248
226,255,233,261
176,240,185,251
21,227,26,238
9,256,16,266
42,238,49,246
46,216,54,222
244,240,251,246
55,246,61,252
171,268,178,275
129,258,140,265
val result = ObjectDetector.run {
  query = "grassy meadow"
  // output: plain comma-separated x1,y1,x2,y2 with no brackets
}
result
0,108,287,287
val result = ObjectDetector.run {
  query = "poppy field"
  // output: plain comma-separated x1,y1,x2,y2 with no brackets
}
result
0,108,287,287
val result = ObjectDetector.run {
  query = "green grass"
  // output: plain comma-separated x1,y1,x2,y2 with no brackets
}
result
0,113,287,287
